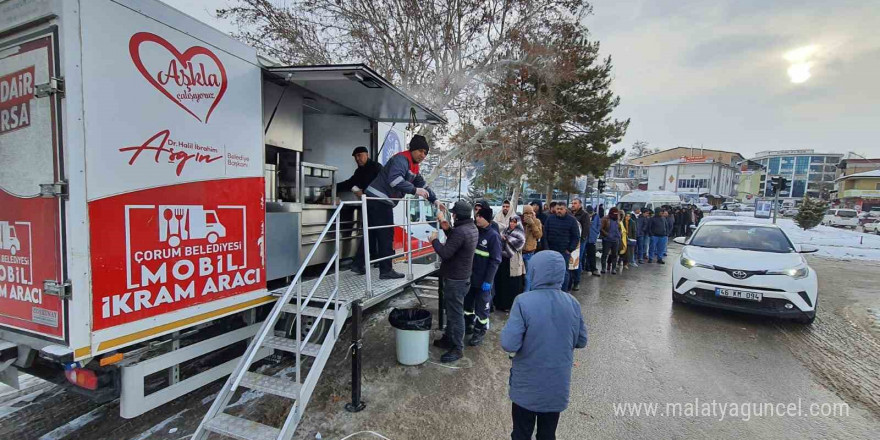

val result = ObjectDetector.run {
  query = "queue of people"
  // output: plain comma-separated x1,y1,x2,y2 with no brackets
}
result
347,139,588,439
418,192,708,439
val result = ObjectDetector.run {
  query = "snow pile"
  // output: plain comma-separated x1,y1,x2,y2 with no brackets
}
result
734,213,880,261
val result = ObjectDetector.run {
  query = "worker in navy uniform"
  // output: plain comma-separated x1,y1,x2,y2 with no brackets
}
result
354,135,441,279
465,206,502,346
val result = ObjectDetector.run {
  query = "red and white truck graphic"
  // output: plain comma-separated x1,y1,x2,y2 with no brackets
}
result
158,205,227,247
0,221,21,256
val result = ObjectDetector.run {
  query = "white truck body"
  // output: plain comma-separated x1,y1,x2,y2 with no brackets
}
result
0,0,267,353
822,209,859,228
617,190,682,213
1,0,444,419
0,0,272,415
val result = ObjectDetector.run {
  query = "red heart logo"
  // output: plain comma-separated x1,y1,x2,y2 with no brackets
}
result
129,32,227,123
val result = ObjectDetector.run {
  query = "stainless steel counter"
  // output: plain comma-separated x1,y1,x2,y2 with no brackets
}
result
265,201,361,282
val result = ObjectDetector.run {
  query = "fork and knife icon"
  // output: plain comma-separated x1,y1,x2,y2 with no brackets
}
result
163,208,189,244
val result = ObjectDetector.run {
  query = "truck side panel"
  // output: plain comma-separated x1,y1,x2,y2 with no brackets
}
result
79,0,265,353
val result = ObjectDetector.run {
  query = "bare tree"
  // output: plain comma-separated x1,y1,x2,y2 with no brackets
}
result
628,140,651,158
217,0,595,183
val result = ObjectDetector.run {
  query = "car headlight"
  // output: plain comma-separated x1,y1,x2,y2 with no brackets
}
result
768,266,809,279
680,255,712,269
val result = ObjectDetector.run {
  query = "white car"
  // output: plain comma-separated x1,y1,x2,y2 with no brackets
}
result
699,210,738,224
822,208,859,229
864,220,880,235
671,221,819,324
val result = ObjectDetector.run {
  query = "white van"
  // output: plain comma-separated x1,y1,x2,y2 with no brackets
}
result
822,209,859,228
617,191,682,213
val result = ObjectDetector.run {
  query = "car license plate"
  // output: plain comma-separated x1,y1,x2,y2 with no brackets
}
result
715,288,763,302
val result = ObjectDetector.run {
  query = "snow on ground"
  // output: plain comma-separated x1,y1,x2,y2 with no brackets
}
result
734,212,880,261
38,406,108,440
127,410,188,440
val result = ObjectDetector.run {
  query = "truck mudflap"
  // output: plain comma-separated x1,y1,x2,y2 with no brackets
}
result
0,26,67,341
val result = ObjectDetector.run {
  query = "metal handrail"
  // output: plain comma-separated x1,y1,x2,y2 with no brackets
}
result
360,193,453,294
226,203,346,392
299,251,339,308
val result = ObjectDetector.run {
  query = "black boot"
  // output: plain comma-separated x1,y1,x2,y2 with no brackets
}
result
465,324,474,336
351,265,366,275
380,270,405,279
441,348,463,363
433,336,453,349
468,331,485,347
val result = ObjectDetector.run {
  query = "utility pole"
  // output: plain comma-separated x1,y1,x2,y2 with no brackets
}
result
773,177,780,224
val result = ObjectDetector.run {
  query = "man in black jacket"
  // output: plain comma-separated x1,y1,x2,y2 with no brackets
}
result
336,146,382,196
569,199,590,291
648,209,670,264
431,200,479,362
336,147,382,238
543,203,580,291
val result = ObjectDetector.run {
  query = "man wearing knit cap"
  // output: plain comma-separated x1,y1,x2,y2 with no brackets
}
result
464,206,502,347
355,135,441,279
430,200,479,362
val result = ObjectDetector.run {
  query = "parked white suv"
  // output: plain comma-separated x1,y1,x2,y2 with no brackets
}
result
672,221,819,324
821,209,859,229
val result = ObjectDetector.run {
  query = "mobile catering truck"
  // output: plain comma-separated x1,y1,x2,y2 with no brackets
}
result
0,0,445,431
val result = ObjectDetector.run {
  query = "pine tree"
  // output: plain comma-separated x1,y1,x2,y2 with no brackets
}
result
794,196,827,230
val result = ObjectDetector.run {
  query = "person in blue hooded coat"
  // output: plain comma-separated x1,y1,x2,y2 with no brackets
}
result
501,251,588,440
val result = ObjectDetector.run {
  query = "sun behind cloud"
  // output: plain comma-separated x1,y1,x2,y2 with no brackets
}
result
784,45,819,84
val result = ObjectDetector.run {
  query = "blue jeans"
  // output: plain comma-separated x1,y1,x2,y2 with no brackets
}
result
570,241,587,285
523,252,535,291
637,236,649,260
650,236,667,261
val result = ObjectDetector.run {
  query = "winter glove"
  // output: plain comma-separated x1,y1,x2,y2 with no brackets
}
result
482,282,492,292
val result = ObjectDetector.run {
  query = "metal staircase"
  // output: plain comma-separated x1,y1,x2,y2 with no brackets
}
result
192,202,350,440
193,196,443,440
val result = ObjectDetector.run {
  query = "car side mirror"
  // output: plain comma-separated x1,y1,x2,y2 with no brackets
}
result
799,244,819,254
673,236,687,245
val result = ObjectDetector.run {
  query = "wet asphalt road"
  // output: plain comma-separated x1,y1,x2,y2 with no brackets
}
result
559,244,880,439
4,245,880,439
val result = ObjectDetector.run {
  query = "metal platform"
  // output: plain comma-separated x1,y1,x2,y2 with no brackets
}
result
271,262,438,309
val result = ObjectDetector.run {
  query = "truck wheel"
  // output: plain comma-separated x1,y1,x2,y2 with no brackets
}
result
207,232,218,244
9,246,16,256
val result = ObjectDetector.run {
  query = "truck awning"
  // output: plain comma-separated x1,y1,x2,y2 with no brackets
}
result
266,64,446,124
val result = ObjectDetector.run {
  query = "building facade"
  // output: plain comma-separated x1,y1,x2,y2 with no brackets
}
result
737,171,762,202
752,149,842,201
835,170,880,211
837,158,880,177
629,147,745,168
647,159,739,203
605,162,648,180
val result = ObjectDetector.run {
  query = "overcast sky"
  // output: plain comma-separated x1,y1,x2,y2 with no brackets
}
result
162,0,880,159
585,0,880,158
